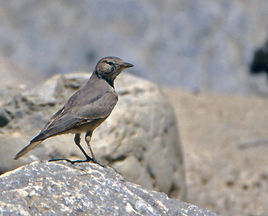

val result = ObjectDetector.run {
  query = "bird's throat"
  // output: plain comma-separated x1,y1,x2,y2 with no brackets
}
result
94,71,114,88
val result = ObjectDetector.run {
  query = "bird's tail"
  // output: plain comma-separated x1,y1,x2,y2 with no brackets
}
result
14,123,66,160
14,140,42,160
14,132,49,160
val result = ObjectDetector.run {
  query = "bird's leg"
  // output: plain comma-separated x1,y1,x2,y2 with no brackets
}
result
74,133,94,162
50,133,105,166
85,131,95,160
50,133,93,163
84,132,105,167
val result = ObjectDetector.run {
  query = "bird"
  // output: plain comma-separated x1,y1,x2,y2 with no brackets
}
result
14,56,134,163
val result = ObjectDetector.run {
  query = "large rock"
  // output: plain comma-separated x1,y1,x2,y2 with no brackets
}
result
0,161,217,216
0,0,267,94
0,72,186,199
165,88,268,216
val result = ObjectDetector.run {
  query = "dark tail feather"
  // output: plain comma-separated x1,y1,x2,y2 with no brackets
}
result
14,132,48,160
14,121,71,160
14,140,42,160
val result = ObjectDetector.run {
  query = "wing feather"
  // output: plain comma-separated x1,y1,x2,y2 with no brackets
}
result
37,90,118,138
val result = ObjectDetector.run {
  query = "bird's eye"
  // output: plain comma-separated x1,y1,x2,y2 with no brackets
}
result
104,60,114,66
103,60,115,73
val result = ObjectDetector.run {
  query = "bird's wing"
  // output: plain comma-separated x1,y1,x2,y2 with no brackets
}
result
72,90,118,120
35,90,118,140
42,106,65,131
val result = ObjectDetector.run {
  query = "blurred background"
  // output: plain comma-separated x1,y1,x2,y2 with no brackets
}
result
0,0,267,95
0,1,267,216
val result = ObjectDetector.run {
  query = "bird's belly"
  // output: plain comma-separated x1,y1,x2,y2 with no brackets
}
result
66,118,106,134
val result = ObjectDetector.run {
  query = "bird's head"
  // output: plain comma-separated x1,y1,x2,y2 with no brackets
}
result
94,57,133,85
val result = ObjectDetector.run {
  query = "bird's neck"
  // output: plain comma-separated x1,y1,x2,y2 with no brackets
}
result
92,71,114,88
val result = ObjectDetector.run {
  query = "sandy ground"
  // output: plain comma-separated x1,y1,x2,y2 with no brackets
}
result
164,87,268,216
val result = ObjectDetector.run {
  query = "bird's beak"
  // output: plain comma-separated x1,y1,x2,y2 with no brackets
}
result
120,62,134,69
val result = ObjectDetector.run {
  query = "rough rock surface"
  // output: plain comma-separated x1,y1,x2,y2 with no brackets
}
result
0,161,217,216
0,72,186,199
0,0,267,95
165,88,268,216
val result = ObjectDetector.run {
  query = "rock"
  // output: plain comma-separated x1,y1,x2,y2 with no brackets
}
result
0,72,186,200
165,88,268,216
0,1,267,95
0,109,9,127
0,134,26,174
0,161,217,216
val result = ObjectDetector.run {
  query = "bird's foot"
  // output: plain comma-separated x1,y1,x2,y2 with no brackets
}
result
85,156,106,167
48,157,106,167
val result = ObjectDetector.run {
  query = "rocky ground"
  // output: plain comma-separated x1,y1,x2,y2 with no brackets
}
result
0,72,186,200
0,161,217,216
164,88,268,216
1,2,267,214
0,68,267,216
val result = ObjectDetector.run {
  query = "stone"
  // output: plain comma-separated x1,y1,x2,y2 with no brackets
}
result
0,109,9,127
0,72,186,200
0,161,217,216
0,134,26,174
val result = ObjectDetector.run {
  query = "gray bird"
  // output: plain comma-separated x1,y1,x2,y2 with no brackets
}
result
14,56,133,162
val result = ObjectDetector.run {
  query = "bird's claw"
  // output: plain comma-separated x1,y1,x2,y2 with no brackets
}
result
85,156,106,167
48,157,106,167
